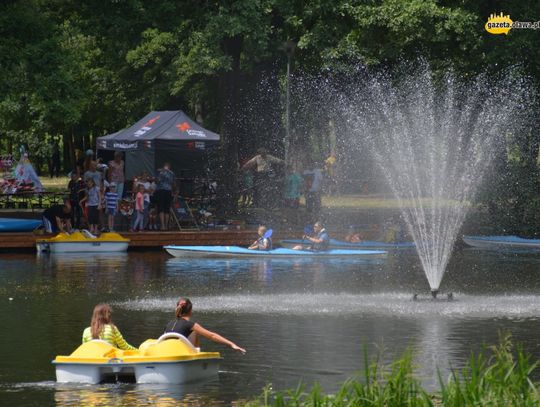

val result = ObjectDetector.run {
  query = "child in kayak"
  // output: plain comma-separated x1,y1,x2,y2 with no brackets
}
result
293,221,330,251
164,298,246,354
248,225,272,250
82,304,136,350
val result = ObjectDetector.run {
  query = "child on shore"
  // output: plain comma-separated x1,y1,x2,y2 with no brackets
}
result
132,184,145,232
80,178,100,234
105,183,118,231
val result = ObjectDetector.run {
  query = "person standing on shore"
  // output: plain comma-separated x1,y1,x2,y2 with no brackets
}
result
104,183,119,232
108,152,125,201
155,163,175,230
241,148,284,208
80,178,101,234
303,162,324,217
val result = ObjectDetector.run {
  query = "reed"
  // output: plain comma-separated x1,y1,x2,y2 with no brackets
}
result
244,335,538,407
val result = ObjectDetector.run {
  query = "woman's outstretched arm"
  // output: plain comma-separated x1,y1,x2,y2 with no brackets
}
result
192,323,246,354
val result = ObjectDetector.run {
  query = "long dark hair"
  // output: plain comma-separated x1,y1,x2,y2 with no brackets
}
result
175,298,193,318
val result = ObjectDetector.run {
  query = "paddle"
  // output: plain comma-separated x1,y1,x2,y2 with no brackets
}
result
262,229,273,250
263,229,273,239
302,225,313,246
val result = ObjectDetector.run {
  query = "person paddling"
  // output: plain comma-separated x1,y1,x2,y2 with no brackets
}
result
164,298,246,354
293,221,330,251
248,225,272,250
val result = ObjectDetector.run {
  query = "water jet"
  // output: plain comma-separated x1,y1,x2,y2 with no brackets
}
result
342,62,531,293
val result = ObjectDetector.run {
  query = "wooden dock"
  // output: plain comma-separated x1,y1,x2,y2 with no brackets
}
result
0,230,300,251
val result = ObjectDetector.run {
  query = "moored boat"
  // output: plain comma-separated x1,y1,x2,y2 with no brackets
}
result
53,333,221,384
463,235,540,250
0,217,42,232
164,245,387,258
280,238,415,249
36,231,129,253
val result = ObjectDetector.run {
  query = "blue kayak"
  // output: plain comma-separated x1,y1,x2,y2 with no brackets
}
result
463,235,540,250
0,218,42,232
280,238,415,249
164,245,387,258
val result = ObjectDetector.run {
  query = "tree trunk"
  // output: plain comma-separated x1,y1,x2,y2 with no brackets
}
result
217,35,244,212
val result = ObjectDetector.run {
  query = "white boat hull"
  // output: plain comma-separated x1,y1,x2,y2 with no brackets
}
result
463,236,540,250
55,359,220,384
37,241,129,253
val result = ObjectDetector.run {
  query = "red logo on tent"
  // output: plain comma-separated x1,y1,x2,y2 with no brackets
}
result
176,122,191,132
143,115,160,127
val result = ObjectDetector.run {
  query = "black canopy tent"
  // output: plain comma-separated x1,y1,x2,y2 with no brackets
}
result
96,111,220,179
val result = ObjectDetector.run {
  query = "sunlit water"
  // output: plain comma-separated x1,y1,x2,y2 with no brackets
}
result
1,250,540,406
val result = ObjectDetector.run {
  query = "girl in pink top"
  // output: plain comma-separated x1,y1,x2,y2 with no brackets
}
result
132,184,145,231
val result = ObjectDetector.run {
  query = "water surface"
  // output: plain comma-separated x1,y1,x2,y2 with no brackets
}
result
1,248,539,406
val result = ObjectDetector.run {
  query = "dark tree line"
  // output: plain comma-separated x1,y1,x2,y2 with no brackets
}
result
1,0,539,229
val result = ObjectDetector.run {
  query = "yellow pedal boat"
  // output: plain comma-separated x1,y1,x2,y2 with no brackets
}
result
36,230,130,253
53,333,221,384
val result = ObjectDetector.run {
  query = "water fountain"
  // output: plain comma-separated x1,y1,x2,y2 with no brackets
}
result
341,63,533,297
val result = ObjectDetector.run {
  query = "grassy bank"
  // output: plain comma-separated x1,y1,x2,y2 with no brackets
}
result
40,176,69,192
244,335,539,406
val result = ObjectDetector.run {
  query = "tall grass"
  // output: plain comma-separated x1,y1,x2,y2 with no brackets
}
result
244,335,538,407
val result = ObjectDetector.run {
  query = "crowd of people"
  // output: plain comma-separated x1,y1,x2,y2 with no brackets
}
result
41,146,339,233
240,148,338,216
43,150,178,233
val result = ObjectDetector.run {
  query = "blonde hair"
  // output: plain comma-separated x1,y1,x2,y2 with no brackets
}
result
90,304,115,339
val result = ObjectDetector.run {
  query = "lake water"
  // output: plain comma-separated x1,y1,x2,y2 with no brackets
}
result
1,248,539,406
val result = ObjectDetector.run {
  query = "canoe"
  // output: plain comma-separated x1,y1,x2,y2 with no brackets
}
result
164,245,387,258
53,333,221,384
280,238,415,249
463,235,540,250
36,231,130,253
0,217,42,232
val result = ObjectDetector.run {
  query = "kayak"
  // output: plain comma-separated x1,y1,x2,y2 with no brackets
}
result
463,235,540,250
36,231,130,253
0,217,42,232
53,333,221,384
280,238,415,249
164,245,387,258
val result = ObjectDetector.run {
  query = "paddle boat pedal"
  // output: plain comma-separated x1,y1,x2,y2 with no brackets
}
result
53,333,221,384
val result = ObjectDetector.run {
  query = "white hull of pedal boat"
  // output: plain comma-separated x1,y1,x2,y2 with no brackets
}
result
55,357,220,384
53,334,221,384
36,231,129,253
37,241,129,253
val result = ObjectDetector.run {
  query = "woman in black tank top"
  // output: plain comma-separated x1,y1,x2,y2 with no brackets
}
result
163,298,246,354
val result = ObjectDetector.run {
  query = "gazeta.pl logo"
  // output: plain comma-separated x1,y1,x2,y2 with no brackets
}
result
485,13,513,35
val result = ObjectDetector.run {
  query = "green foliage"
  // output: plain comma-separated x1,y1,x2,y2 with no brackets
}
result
0,0,538,213
244,336,539,406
